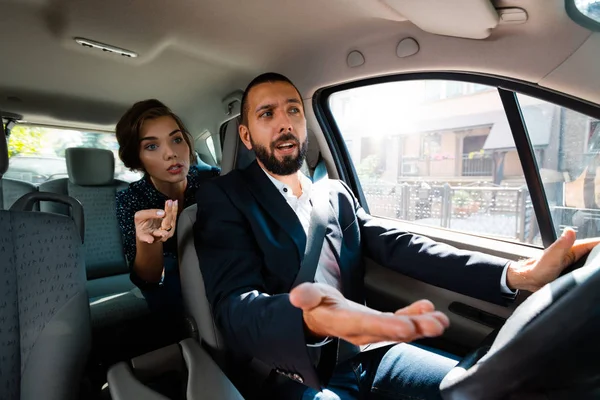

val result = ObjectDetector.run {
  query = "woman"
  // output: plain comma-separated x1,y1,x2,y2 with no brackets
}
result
115,99,219,312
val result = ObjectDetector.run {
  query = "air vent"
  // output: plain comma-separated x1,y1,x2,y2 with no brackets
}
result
74,37,138,58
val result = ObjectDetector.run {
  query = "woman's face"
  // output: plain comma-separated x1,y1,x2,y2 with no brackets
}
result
138,116,190,184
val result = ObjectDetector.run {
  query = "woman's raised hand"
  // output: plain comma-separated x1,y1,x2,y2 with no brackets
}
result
134,199,179,244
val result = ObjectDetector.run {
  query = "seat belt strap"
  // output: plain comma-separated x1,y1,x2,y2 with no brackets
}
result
292,180,330,287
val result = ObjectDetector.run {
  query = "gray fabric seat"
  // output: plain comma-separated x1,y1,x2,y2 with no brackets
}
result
1,177,38,210
178,120,246,354
0,134,91,400
38,147,149,327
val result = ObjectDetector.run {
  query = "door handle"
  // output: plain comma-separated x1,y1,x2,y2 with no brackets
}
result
448,302,506,329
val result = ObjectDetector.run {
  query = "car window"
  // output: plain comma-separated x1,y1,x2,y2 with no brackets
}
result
517,93,600,240
329,80,541,245
573,0,600,23
5,124,142,185
206,136,217,162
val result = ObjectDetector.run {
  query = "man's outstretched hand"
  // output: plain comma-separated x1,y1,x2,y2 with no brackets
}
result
289,283,449,346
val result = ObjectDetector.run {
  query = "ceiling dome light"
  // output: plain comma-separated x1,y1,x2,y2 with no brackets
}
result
74,37,138,58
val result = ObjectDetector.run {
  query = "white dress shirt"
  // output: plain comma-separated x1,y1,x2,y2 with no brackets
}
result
262,169,342,291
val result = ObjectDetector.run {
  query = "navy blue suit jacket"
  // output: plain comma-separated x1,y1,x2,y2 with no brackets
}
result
194,161,509,390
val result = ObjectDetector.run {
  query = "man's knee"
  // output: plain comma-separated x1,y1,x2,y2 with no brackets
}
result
369,343,457,399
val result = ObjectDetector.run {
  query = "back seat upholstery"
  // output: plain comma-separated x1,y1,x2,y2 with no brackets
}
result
0,128,91,400
38,147,134,300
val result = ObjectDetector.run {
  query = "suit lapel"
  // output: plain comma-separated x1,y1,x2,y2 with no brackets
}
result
241,161,307,262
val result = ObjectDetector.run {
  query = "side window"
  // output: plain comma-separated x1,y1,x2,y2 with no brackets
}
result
194,130,219,167
329,80,540,245
517,93,600,240
206,136,217,162
5,124,142,185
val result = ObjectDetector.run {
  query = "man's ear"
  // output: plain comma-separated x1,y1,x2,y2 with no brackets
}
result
239,124,253,150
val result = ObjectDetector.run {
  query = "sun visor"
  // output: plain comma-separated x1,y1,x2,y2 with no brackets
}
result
381,0,499,39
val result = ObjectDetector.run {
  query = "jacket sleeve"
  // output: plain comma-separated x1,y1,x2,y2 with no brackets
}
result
339,181,511,306
194,181,323,390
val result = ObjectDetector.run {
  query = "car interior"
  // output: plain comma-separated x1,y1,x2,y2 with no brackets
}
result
1,0,600,399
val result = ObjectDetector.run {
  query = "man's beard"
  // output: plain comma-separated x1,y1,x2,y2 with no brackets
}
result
250,132,308,176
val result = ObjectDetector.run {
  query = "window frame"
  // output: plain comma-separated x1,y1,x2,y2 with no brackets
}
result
314,72,600,249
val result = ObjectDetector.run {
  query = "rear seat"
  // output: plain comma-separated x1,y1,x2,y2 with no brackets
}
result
0,126,91,400
39,148,133,297
38,147,149,327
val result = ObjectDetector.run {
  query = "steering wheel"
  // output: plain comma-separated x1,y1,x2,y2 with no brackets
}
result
439,245,600,399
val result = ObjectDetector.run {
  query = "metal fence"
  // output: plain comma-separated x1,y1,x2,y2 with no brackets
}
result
461,154,494,176
362,181,538,243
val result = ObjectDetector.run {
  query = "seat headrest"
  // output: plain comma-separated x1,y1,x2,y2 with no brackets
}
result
220,119,240,174
66,147,115,186
305,129,321,170
235,138,255,170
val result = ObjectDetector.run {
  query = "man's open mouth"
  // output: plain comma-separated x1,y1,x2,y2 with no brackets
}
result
276,142,296,150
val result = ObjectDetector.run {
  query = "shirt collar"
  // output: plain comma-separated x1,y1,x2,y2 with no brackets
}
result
261,167,312,200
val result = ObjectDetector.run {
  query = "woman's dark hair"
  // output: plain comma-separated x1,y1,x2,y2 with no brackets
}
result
116,99,195,172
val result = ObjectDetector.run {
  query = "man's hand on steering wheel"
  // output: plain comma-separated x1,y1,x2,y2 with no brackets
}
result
507,228,600,292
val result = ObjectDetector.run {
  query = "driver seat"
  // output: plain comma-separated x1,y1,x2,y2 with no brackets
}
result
177,120,326,376
440,245,600,399
177,119,252,360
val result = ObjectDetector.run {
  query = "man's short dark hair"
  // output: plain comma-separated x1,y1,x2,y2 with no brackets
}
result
116,99,195,172
239,72,303,126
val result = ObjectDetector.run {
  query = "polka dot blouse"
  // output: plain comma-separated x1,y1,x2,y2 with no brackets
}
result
116,165,219,288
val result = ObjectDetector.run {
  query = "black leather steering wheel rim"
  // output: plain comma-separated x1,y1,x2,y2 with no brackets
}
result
439,246,600,399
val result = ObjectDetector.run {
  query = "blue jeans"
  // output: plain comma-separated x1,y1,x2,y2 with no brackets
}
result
300,343,459,400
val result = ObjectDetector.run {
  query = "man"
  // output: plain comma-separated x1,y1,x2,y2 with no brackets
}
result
194,72,598,399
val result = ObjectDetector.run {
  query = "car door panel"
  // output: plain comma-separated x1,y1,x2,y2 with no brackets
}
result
363,219,541,355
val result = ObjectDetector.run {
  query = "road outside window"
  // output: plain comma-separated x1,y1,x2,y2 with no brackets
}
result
328,80,600,244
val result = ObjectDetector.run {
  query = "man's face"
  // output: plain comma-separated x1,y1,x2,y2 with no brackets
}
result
239,81,308,176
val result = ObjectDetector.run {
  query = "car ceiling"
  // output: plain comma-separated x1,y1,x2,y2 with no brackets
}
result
0,0,598,138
